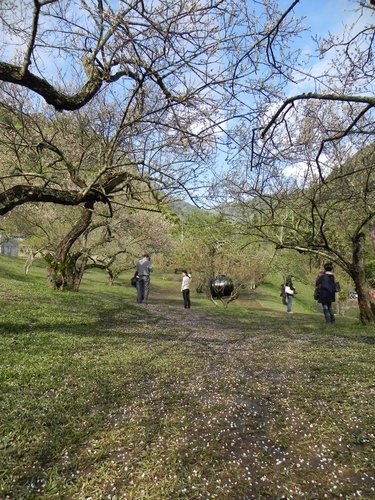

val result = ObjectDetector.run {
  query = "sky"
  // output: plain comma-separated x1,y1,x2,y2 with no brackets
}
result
280,0,367,37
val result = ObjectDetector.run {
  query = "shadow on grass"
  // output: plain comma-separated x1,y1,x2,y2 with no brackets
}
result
1,300,373,348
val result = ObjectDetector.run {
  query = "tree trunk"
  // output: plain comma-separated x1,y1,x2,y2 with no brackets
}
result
47,253,89,292
351,232,374,324
64,254,88,291
46,204,93,291
107,269,115,285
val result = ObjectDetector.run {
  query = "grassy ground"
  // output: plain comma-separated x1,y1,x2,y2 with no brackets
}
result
0,256,374,499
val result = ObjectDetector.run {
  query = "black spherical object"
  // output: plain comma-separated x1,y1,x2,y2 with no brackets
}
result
210,275,234,298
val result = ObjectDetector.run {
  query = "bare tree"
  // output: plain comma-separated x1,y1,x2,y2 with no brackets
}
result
216,1,375,322
0,91,184,289
8,198,172,290
0,0,306,212
221,140,375,324
83,208,173,286
0,0,305,111
247,1,375,173
1,0,230,111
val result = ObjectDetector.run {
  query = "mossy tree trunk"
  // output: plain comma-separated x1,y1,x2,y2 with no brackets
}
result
45,203,93,291
351,232,374,324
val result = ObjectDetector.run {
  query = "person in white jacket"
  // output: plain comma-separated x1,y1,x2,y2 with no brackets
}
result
181,271,191,309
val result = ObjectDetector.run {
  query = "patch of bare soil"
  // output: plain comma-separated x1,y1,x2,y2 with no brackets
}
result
145,302,246,338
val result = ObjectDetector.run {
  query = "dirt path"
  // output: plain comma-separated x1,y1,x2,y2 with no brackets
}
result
146,302,243,336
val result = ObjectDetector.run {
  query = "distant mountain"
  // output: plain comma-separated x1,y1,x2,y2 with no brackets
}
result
169,199,202,217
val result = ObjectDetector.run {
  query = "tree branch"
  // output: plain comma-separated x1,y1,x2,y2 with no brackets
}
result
261,93,375,139
0,61,138,111
0,185,107,215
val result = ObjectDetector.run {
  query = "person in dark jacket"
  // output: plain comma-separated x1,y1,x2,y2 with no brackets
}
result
284,276,296,314
315,262,336,323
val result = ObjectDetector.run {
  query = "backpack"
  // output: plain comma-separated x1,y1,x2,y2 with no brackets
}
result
280,284,287,305
130,276,138,287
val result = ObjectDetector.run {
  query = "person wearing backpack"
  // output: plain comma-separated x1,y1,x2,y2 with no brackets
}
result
315,262,336,323
284,276,296,314
280,283,287,306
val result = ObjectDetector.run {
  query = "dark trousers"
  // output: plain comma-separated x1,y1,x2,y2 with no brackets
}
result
182,289,190,308
137,276,150,304
322,302,335,323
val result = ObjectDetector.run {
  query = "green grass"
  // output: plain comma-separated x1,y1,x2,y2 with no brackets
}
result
0,255,374,498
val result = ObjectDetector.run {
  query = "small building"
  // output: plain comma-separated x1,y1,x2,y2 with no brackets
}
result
0,236,22,257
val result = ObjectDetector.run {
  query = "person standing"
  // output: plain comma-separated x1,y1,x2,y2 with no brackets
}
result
181,271,191,309
315,262,336,323
135,253,152,305
284,276,296,314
